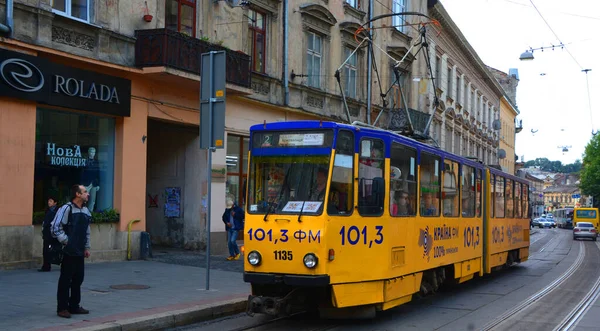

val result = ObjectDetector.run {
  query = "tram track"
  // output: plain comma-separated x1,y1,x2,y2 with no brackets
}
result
227,312,339,331
552,241,600,331
480,240,586,331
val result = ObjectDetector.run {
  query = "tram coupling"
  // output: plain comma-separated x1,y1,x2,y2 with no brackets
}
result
246,295,291,317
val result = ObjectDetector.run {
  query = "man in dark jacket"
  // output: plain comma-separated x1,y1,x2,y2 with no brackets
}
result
39,196,59,272
51,184,92,319
222,198,244,260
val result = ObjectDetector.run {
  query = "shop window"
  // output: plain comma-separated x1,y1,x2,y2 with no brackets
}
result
226,134,249,208
248,9,266,73
329,130,354,215
166,0,196,37
33,108,115,214
420,152,440,217
358,138,385,216
52,0,90,22
389,142,416,216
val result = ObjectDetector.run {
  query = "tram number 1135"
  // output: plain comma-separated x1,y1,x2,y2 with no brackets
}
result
273,250,293,260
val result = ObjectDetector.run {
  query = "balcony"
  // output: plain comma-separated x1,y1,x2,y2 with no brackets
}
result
134,29,251,89
515,119,523,133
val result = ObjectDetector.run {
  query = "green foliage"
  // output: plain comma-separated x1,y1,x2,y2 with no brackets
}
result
32,208,120,225
523,158,582,173
580,134,600,206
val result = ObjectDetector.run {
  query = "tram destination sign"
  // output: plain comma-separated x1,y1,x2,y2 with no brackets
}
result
0,48,131,117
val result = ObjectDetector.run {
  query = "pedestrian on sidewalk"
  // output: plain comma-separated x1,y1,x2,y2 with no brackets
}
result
51,184,92,319
39,195,59,272
222,198,244,261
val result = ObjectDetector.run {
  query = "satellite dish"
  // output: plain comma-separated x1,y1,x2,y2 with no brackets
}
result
493,119,501,130
498,149,506,159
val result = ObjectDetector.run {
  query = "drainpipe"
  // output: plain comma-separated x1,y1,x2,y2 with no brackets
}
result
0,0,13,37
283,0,289,106
366,0,373,124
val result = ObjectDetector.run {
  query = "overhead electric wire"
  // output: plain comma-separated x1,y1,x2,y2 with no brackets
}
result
529,0,584,70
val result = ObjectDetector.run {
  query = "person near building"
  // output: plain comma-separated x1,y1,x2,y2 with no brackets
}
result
51,184,92,318
39,195,59,272
222,198,244,261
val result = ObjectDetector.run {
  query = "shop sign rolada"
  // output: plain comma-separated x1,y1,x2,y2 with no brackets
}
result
0,48,131,116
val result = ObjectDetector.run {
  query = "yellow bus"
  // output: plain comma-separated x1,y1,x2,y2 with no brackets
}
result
573,208,599,233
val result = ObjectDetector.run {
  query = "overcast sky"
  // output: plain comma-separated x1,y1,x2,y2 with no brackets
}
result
440,0,599,165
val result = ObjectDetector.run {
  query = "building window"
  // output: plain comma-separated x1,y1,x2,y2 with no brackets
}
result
392,0,407,33
456,74,461,103
52,0,90,22
306,32,322,89
248,9,266,73
346,0,359,9
226,135,250,208
447,67,452,98
166,0,196,37
33,108,115,214
344,48,357,99
390,67,410,109
435,56,442,88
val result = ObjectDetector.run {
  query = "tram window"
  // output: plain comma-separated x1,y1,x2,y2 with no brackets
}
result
358,138,385,216
523,184,529,219
495,176,505,218
515,182,522,218
420,152,440,217
490,175,495,218
506,179,514,218
389,142,417,217
476,169,482,217
461,165,475,217
442,160,459,217
329,130,354,215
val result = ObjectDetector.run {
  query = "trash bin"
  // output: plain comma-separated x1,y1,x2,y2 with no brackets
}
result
140,231,152,259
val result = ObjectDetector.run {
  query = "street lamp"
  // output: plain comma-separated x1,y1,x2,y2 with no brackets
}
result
518,43,564,61
519,51,534,61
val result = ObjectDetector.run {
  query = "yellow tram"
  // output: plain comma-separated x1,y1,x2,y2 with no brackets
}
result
243,121,531,317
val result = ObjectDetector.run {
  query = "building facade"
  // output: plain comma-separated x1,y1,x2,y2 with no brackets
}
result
0,0,515,267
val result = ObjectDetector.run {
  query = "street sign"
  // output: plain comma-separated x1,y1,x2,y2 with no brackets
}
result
199,51,226,291
572,194,581,199
200,51,226,149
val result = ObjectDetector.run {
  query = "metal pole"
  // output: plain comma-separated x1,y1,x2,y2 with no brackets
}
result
205,52,215,291
366,0,373,125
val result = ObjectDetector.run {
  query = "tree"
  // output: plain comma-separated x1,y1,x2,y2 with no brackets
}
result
579,134,600,207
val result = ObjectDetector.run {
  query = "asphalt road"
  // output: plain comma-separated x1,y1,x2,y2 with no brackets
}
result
168,228,600,331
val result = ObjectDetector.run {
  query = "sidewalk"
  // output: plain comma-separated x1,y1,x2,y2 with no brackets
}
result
0,255,249,331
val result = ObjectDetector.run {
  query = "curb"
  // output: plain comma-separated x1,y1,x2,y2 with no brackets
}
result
72,298,247,331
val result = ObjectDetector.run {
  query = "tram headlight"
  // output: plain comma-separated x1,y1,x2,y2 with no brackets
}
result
248,251,262,266
303,253,318,269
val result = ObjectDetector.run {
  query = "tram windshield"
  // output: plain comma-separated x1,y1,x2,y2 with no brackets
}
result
247,154,332,215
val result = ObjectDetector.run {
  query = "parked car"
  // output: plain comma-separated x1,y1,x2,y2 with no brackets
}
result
573,222,597,241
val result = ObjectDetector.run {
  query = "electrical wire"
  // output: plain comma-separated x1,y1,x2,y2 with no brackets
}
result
529,0,584,70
